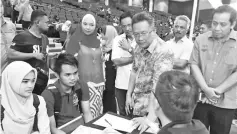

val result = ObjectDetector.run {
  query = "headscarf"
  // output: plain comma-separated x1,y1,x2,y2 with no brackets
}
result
0,61,37,124
61,20,71,32
66,13,100,55
104,25,118,51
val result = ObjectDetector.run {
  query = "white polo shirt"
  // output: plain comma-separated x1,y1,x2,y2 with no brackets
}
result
111,34,136,90
166,36,194,74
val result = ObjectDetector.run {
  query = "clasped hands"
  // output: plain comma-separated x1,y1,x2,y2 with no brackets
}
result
201,87,222,105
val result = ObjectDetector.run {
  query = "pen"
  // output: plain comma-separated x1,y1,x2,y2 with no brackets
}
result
105,119,112,126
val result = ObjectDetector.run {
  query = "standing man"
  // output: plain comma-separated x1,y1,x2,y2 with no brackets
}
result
8,10,49,95
190,5,237,134
166,15,193,74
126,11,173,117
111,11,136,116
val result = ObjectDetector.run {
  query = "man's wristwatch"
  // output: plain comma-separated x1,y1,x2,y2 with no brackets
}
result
128,48,133,53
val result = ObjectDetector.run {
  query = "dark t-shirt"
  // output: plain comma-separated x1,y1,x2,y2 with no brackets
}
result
11,30,49,67
41,80,90,127
158,120,209,134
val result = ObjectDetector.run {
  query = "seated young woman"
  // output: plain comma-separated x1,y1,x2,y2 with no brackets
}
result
0,61,50,134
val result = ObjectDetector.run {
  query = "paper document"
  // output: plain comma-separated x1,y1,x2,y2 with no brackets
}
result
93,113,137,133
103,127,122,134
71,125,103,134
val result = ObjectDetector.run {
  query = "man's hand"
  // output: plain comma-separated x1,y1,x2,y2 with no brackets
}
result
33,53,45,60
132,117,150,134
132,117,160,134
203,87,220,104
119,38,131,51
125,94,134,115
200,97,212,104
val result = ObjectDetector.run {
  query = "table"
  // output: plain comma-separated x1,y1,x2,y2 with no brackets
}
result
81,112,151,134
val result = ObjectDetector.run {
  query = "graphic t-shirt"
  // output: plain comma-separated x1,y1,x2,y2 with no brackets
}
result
11,30,49,68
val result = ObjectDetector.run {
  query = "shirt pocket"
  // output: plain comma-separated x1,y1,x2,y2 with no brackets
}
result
224,51,237,71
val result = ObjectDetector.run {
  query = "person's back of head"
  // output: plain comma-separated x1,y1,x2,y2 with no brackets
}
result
155,71,199,123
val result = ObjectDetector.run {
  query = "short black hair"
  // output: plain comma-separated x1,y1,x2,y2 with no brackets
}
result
30,10,47,23
119,11,133,23
54,53,78,74
212,5,237,24
155,71,199,122
201,20,212,28
132,11,154,27
97,25,106,35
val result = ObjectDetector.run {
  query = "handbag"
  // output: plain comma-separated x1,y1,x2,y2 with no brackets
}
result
32,34,49,95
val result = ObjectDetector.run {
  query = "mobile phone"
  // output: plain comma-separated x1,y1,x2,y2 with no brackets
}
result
199,92,206,101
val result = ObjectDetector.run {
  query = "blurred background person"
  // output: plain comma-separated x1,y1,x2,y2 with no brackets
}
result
199,20,212,34
98,25,118,113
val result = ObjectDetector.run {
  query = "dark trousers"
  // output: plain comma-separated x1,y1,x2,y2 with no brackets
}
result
11,6,18,23
234,109,237,119
103,50,117,113
115,88,133,118
193,103,235,134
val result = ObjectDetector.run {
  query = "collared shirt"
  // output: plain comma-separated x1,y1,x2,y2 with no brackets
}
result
190,30,237,109
111,33,136,89
132,36,174,116
42,80,89,127
166,36,194,74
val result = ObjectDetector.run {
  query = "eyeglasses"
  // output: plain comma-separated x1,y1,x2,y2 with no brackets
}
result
133,31,152,38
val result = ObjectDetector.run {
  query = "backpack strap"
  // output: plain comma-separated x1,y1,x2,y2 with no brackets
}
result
75,89,82,112
48,88,62,126
32,94,40,132
1,105,5,130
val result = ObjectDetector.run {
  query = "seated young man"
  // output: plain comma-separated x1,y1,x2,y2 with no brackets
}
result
42,53,93,134
133,71,209,134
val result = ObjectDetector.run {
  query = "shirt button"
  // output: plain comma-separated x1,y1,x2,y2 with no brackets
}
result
216,53,219,55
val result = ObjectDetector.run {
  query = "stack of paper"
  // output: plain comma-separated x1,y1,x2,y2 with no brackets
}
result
103,127,122,134
71,125,103,134
93,113,137,133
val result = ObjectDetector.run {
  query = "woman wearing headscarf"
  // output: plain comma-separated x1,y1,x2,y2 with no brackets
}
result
0,61,50,134
98,25,118,113
66,13,104,118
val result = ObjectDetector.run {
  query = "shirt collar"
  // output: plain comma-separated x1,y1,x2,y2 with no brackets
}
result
1,18,7,27
208,30,237,41
121,33,134,41
146,38,158,54
172,35,188,43
54,80,78,96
